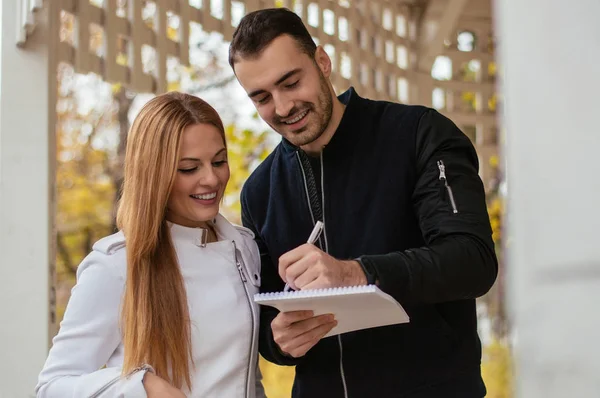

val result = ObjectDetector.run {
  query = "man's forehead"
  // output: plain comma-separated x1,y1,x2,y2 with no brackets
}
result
239,35,306,64
234,36,311,89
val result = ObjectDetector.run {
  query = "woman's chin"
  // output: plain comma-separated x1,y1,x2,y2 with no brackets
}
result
194,208,219,223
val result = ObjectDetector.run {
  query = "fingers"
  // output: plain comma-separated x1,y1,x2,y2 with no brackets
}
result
272,312,338,358
272,310,315,327
287,318,337,348
279,245,326,287
290,321,338,357
279,244,313,268
144,373,186,398
281,257,312,290
291,264,320,290
300,277,331,291
272,312,332,338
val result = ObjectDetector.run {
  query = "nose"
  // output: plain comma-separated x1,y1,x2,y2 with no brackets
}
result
273,92,294,118
199,165,219,187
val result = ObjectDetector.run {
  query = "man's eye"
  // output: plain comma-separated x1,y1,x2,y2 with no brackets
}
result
285,81,299,88
257,95,270,104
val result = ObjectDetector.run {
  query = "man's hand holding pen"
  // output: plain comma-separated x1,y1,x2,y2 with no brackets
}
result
278,245,367,291
282,221,367,292
271,221,368,358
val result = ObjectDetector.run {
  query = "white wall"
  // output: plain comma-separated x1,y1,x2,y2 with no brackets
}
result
496,0,600,395
0,1,55,396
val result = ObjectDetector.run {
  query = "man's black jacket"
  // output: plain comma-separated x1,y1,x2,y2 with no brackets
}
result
241,87,498,398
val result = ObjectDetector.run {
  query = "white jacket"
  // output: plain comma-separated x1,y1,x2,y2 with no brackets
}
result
36,214,266,398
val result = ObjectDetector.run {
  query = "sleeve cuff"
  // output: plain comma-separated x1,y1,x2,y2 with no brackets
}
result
355,256,378,285
116,365,154,397
357,253,412,305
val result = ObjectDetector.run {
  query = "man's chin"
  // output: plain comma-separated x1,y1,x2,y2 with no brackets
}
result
283,130,321,147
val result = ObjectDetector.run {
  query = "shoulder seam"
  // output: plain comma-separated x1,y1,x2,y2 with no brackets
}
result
234,224,256,239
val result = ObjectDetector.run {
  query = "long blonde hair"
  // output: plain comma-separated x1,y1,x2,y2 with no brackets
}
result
116,92,225,390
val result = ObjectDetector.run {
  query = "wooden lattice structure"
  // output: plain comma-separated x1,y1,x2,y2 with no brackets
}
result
50,0,498,180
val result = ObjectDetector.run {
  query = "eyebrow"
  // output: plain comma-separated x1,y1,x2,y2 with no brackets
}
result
179,148,227,162
248,68,302,98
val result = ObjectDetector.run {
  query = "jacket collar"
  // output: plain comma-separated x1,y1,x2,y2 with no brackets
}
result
168,215,258,284
213,214,259,285
168,214,241,247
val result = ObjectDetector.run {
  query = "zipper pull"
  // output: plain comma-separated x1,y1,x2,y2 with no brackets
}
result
437,160,458,214
238,262,248,282
233,241,247,282
437,160,446,180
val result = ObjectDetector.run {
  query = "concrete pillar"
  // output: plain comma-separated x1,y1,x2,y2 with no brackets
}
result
0,1,57,396
496,0,600,396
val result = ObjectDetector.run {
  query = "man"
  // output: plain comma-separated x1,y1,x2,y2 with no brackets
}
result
229,8,498,398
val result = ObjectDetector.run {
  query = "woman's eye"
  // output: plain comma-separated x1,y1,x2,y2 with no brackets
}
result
212,160,228,167
178,168,196,174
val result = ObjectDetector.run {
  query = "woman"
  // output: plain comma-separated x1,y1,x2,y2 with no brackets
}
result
36,92,265,398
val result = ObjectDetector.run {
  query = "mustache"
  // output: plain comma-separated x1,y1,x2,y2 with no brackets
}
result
275,103,314,124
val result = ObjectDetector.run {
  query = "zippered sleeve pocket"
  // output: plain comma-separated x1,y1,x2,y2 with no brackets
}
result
411,108,494,254
437,160,459,214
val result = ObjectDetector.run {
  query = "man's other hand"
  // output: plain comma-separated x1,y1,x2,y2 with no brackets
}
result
271,310,337,358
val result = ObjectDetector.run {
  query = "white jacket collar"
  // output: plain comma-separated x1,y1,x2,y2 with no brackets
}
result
167,214,260,286
167,213,240,245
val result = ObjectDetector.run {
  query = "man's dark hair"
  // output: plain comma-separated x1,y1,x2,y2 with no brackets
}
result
228,8,317,68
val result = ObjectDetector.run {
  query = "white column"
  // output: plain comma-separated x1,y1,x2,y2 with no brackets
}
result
496,0,600,396
0,1,57,396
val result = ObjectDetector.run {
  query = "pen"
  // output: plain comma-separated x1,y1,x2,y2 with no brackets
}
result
283,220,324,292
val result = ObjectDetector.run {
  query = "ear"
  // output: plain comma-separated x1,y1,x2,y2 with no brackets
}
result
314,46,332,78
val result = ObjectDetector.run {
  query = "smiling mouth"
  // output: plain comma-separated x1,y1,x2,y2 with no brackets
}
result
190,192,217,200
283,110,309,125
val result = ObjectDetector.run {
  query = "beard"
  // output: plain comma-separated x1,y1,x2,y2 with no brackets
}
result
270,70,334,147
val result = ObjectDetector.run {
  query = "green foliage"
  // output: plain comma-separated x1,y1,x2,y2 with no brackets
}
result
222,125,272,224
482,338,514,398
55,66,118,282
55,76,272,319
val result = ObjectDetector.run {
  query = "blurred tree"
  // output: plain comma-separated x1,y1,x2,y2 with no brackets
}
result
55,71,270,308
221,125,272,223
55,3,271,316
259,359,295,398
482,338,513,398
479,152,512,397
54,64,119,320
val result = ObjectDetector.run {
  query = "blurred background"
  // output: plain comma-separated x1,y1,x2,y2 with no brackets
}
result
1,0,599,397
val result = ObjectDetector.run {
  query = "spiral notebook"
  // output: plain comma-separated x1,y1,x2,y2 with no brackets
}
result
254,285,410,338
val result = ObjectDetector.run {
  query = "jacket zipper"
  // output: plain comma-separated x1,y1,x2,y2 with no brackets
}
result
296,150,349,398
232,240,256,398
437,160,458,214
319,151,347,398
296,152,317,226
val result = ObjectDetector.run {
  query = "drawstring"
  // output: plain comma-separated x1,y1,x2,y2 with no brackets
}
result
319,149,329,253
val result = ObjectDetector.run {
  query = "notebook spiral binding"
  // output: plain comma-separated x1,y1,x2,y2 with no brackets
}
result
254,284,377,301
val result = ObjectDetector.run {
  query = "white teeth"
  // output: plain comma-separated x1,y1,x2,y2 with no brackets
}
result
191,192,217,200
284,110,308,124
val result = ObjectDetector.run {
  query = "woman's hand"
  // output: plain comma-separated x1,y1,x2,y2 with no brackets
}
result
143,372,186,398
